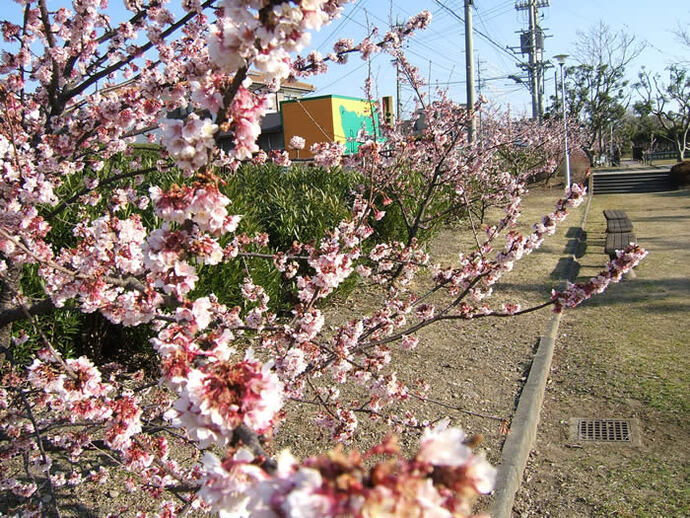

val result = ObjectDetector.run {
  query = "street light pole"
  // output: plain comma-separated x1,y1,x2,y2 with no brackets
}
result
554,54,570,189
464,0,476,142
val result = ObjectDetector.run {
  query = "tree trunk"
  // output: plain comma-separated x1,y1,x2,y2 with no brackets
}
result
0,263,22,356
597,129,603,164
676,137,685,162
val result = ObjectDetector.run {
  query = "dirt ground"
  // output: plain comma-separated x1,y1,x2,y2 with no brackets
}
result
5,183,687,517
279,183,690,517
7,187,578,517
276,185,595,510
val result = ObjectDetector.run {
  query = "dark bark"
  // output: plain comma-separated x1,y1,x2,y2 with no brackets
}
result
0,264,22,354
232,424,277,473
0,298,56,328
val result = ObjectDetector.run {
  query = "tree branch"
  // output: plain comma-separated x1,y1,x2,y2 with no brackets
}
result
46,165,165,220
0,298,56,327
60,0,216,107
232,424,277,474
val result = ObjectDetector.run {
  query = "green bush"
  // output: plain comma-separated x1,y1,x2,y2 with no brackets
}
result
225,163,359,249
9,148,168,365
193,163,363,314
8,157,421,364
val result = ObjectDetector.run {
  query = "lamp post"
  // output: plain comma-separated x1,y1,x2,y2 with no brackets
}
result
553,54,570,189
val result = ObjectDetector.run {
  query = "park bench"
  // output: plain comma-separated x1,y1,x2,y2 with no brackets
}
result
603,210,636,259
603,209,633,233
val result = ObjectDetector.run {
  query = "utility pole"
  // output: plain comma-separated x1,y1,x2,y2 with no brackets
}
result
464,0,476,142
393,17,403,121
539,59,546,117
396,59,402,120
476,58,484,131
515,0,549,121
554,54,570,188
476,58,484,99
527,1,539,120
554,69,559,108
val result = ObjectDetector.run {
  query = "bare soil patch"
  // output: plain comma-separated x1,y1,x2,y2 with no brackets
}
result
13,185,684,517
276,185,590,513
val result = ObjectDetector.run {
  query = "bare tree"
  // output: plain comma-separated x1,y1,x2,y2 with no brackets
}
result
572,22,646,72
674,24,690,47
635,65,690,161
673,23,690,63
564,22,646,165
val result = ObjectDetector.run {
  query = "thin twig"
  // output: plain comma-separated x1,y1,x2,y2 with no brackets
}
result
46,165,165,220
410,393,506,422
19,390,62,517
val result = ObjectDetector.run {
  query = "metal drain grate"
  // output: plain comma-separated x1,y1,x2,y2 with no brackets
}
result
578,419,631,442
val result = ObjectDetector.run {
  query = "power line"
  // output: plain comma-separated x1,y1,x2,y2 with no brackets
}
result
490,86,528,99
394,5,468,53
365,6,466,70
309,3,522,107
474,2,520,78
355,6,470,95
479,0,515,18
433,0,521,63
318,4,462,76
316,0,367,52
404,46,460,76
309,57,377,95
482,1,511,13
427,75,514,86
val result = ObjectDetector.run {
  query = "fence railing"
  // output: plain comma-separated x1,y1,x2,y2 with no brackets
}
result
643,150,689,163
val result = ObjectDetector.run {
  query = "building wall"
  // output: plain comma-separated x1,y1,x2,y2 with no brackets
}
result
281,95,381,159
247,72,315,113
263,88,314,113
281,97,336,159
331,97,380,155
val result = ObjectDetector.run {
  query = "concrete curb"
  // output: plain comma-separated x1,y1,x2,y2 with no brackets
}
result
491,191,593,518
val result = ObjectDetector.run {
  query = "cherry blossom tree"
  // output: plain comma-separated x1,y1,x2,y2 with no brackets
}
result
0,1,647,516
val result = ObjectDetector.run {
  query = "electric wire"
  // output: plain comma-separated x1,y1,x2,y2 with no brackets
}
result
308,55,380,96
364,7,465,71
479,0,516,22
474,2,520,79
316,0,367,52
432,0,521,63
307,2,528,110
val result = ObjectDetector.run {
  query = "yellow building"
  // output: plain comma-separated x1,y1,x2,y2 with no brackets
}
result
281,95,383,159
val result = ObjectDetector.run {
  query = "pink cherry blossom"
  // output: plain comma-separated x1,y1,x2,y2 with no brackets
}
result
0,2,645,515
289,135,306,150
160,114,218,174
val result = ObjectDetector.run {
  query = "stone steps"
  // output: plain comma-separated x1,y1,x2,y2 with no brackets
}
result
592,170,675,194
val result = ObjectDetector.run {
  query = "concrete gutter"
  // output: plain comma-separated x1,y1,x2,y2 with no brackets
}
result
491,191,593,518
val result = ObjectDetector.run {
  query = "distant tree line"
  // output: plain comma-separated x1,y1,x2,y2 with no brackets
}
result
545,21,690,164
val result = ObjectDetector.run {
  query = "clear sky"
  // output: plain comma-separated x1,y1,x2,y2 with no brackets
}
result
8,1,690,116
305,0,690,117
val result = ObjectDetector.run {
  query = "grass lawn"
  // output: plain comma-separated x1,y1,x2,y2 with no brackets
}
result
514,188,690,516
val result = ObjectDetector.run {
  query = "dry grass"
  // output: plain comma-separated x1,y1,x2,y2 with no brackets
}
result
515,189,690,516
